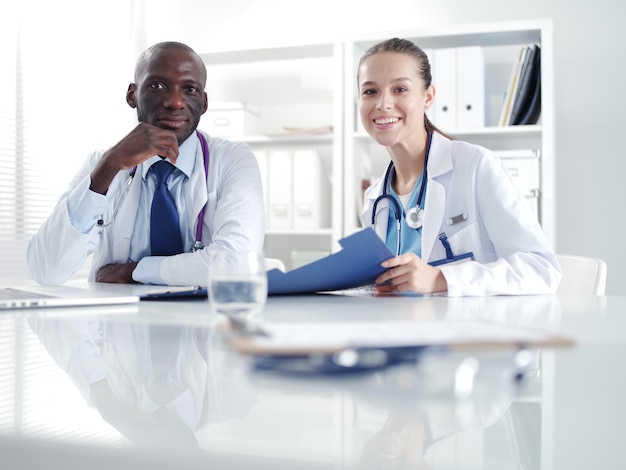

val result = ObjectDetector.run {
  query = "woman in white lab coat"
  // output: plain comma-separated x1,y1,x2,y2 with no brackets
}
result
358,38,560,296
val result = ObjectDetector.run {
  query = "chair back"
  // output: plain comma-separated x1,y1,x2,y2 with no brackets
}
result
556,254,607,295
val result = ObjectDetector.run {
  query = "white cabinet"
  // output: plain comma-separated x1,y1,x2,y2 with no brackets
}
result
199,44,344,270
343,20,555,248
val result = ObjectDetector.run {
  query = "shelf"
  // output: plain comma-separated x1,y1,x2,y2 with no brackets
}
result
200,43,334,65
353,125,541,141
199,19,555,260
343,19,554,248
266,228,333,236
200,41,344,264
240,133,334,146
348,19,549,51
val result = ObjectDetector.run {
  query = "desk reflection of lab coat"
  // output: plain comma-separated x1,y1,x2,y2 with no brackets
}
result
358,295,561,469
29,317,256,447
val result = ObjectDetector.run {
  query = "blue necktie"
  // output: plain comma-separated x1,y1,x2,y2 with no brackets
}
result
150,160,184,256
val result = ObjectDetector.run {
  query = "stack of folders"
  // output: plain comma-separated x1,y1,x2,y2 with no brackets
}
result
254,148,331,231
499,44,542,126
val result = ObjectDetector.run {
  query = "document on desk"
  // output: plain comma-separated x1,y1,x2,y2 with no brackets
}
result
267,228,394,295
231,320,575,356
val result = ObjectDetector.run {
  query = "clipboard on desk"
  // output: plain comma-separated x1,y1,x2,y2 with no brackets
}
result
229,319,575,357
228,320,574,376
140,286,207,300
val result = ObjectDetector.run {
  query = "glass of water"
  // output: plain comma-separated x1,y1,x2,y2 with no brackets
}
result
207,249,267,321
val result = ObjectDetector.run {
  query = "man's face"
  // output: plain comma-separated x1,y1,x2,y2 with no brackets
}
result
127,47,208,145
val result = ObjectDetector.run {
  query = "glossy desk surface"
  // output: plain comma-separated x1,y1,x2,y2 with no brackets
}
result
0,284,623,470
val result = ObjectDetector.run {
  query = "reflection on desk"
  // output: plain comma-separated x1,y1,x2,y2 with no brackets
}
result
29,316,257,450
0,290,623,469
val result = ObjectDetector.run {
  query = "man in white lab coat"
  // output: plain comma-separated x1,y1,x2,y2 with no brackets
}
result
28,42,264,286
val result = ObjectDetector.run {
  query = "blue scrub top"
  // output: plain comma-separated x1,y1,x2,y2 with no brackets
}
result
385,172,425,256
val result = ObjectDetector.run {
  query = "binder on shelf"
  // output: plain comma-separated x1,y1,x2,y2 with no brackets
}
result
292,149,330,229
499,45,541,126
508,46,532,123
456,46,485,129
509,45,541,125
431,47,485,130
517,48,541,125
431,47,457,130
498,46,528,126
267,150,293,229
265,148,331,231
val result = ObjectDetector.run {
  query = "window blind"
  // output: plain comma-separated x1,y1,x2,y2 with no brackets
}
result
0,19,28,283
1,1,138,446
1,2,135,283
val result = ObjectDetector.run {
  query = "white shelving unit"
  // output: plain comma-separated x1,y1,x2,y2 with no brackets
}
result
199,43,344,270
343,19,555,249
198,19,555,269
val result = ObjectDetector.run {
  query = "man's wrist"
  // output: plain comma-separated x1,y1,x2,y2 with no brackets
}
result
132,257,165,285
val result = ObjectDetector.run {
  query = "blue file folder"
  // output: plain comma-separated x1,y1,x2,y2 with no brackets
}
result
268,228,393,295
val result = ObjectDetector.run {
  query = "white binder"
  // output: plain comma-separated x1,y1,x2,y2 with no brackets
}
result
292,149,330,229
431,48,457,130
456,46,485,129
432,47,485,130
267,150,293,229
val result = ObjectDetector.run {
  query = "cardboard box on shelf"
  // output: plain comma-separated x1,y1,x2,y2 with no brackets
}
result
204,102,259,138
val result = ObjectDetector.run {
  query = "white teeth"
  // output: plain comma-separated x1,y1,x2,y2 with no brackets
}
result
375,117,399,125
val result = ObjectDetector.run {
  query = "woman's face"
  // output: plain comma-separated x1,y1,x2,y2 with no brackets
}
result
358,52,434,149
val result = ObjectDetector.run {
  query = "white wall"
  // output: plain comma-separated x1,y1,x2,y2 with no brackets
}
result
20,0,135,180
141,0,626,294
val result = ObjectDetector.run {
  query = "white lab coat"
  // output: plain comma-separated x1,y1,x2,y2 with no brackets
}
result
28,317,257,440
362,132,561,296
28,131,265,286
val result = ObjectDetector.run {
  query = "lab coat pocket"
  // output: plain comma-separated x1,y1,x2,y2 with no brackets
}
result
204,190,218,216
446,222,493,262
201,190,218,237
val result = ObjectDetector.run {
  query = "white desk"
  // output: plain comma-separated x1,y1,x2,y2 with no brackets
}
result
0,286,622,470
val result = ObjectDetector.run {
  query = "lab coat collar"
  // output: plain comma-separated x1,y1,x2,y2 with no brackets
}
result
364,176,388,242
426,132,453,178
364,132,455,261
183,132,210,237
421,132,453,261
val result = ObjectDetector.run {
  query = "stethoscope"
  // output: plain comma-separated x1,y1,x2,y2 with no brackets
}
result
97,130,210,252
371,131,433,256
